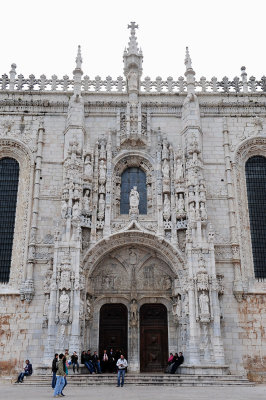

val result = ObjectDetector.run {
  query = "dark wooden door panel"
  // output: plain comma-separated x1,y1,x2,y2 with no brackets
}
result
140,304,168,372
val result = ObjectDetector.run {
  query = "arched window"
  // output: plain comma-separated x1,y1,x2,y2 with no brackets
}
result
0,157,19,283
120,167,147,214
245,156,266,280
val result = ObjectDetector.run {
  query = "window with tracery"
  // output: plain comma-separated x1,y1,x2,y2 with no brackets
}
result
245,155,266,280
0,157,19,282
120,167,147,214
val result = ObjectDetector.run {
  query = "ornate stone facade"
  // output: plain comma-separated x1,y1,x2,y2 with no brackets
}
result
0,23,266,379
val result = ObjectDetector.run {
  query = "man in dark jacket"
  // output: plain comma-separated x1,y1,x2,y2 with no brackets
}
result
51,353,58,388
92,351,102,373
15,360,33,383
84,350,95,374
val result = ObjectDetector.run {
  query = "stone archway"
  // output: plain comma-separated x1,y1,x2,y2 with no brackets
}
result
83,229,185,372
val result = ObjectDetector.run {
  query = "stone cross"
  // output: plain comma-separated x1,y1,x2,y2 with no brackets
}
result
128,21,138,35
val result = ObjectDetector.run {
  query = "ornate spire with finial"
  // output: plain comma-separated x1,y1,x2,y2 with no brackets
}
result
73,45,83,96
75,45,82,70
184,47,195,94
123,22,143,96
185,47,192,71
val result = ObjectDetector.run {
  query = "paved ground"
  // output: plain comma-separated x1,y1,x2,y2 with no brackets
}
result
1,384,266,400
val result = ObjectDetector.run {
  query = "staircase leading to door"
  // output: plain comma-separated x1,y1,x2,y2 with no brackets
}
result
16,373,253,387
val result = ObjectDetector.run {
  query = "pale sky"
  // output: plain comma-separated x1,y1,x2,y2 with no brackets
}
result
1,0,265,81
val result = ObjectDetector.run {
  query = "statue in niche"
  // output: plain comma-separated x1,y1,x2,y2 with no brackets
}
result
199,292,210,315
163,194,171,220
72,201,80,219
177,194,185,214
83,189,91,214
98,194,105,220
59,270,71,291
99,160,106,184
162,136,169,160
162,159,170,179
85,297,93,320
175,158,183,182
188,202,196,220
59,290,70,315
129,186,139,208
73,182,80,200
130,299,138,326
84,155,93,179
129,248,137,265
61,200,68,219
99,139,106,160
127,70,138,92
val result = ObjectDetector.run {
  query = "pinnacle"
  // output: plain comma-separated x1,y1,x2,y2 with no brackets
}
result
185,47,192,71
75,45,82,70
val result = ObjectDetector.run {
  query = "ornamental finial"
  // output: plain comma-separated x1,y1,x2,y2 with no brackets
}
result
75,45,82,69
185,47,192,71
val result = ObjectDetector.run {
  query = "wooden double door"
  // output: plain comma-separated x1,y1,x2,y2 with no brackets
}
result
99,303,168,372
140,303,168,372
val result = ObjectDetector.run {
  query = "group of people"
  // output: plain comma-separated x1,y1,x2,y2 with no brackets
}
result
51,348,128,395
81,348,126,374
166,352,184,374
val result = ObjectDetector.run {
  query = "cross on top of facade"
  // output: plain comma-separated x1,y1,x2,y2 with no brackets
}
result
128,21,138,35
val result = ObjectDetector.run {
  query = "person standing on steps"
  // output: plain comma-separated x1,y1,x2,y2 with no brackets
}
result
51,353,58,389
116,354,128,387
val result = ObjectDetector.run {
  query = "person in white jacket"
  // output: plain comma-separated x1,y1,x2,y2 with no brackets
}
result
116,355,128,387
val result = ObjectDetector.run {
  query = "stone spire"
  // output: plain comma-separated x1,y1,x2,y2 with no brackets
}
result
73,45,83,96
184,47,195,94
123,22,143,97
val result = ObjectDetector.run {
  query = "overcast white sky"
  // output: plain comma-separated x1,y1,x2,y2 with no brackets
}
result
1,0,265,81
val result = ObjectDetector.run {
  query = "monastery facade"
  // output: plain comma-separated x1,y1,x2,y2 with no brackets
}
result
0,22,266,380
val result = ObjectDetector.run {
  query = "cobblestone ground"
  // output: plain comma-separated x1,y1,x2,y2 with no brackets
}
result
1,384,266,400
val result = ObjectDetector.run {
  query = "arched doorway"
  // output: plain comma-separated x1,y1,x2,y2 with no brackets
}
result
99,303,128,357
140,304,168,372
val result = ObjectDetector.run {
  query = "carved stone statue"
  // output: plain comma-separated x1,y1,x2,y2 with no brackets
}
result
177,194,185,214
163,194,171,220
85,297,92,320
163,275,172,290
200,202,207,220
162,159,170,179
199,292,210,315
172,297,182,319
84,155,93,179
130,299,138,326
83,189,91,214
129,186,139,208
72,201,80,219
99,160,106,184
98,194,105,220
59,290,70,315
175,158,183,182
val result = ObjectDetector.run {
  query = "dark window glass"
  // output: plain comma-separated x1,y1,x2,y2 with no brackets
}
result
0,158,19,283
245,156,266,280
120,167,147,214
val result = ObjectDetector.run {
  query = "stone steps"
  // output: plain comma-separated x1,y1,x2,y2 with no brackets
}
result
18,374,253,387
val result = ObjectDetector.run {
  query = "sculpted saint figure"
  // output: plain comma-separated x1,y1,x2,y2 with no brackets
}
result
72,201,80,218
99,160,106,183
59,290,70,315
84,155,93,178
130,299,138,323
163,194,171,220
61,200,68,219
177,194,185,213
175,158,183,182
128,71,138,92
199,292,209,315
129,186,139,208
162,159,170,179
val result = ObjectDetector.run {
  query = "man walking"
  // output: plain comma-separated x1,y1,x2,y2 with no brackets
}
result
51,353,58,389
116,354,128,387
53,353,66,398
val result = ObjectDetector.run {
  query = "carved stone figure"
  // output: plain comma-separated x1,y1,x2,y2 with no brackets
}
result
162,159,170,179
172,297,182,319
98,194,105,220
175,158,183,182
130,186,139,208
99,160,106,184
84,155,93,179
199,292,210,315
130,299,138,326
59,269,71,291
59,290,70,315
177,194,185,214
200,202,207,220
162,136,169,160
163,194,171,221
43,296,49,316
83,189,91,214
72,201,80,219
163,275,172,290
